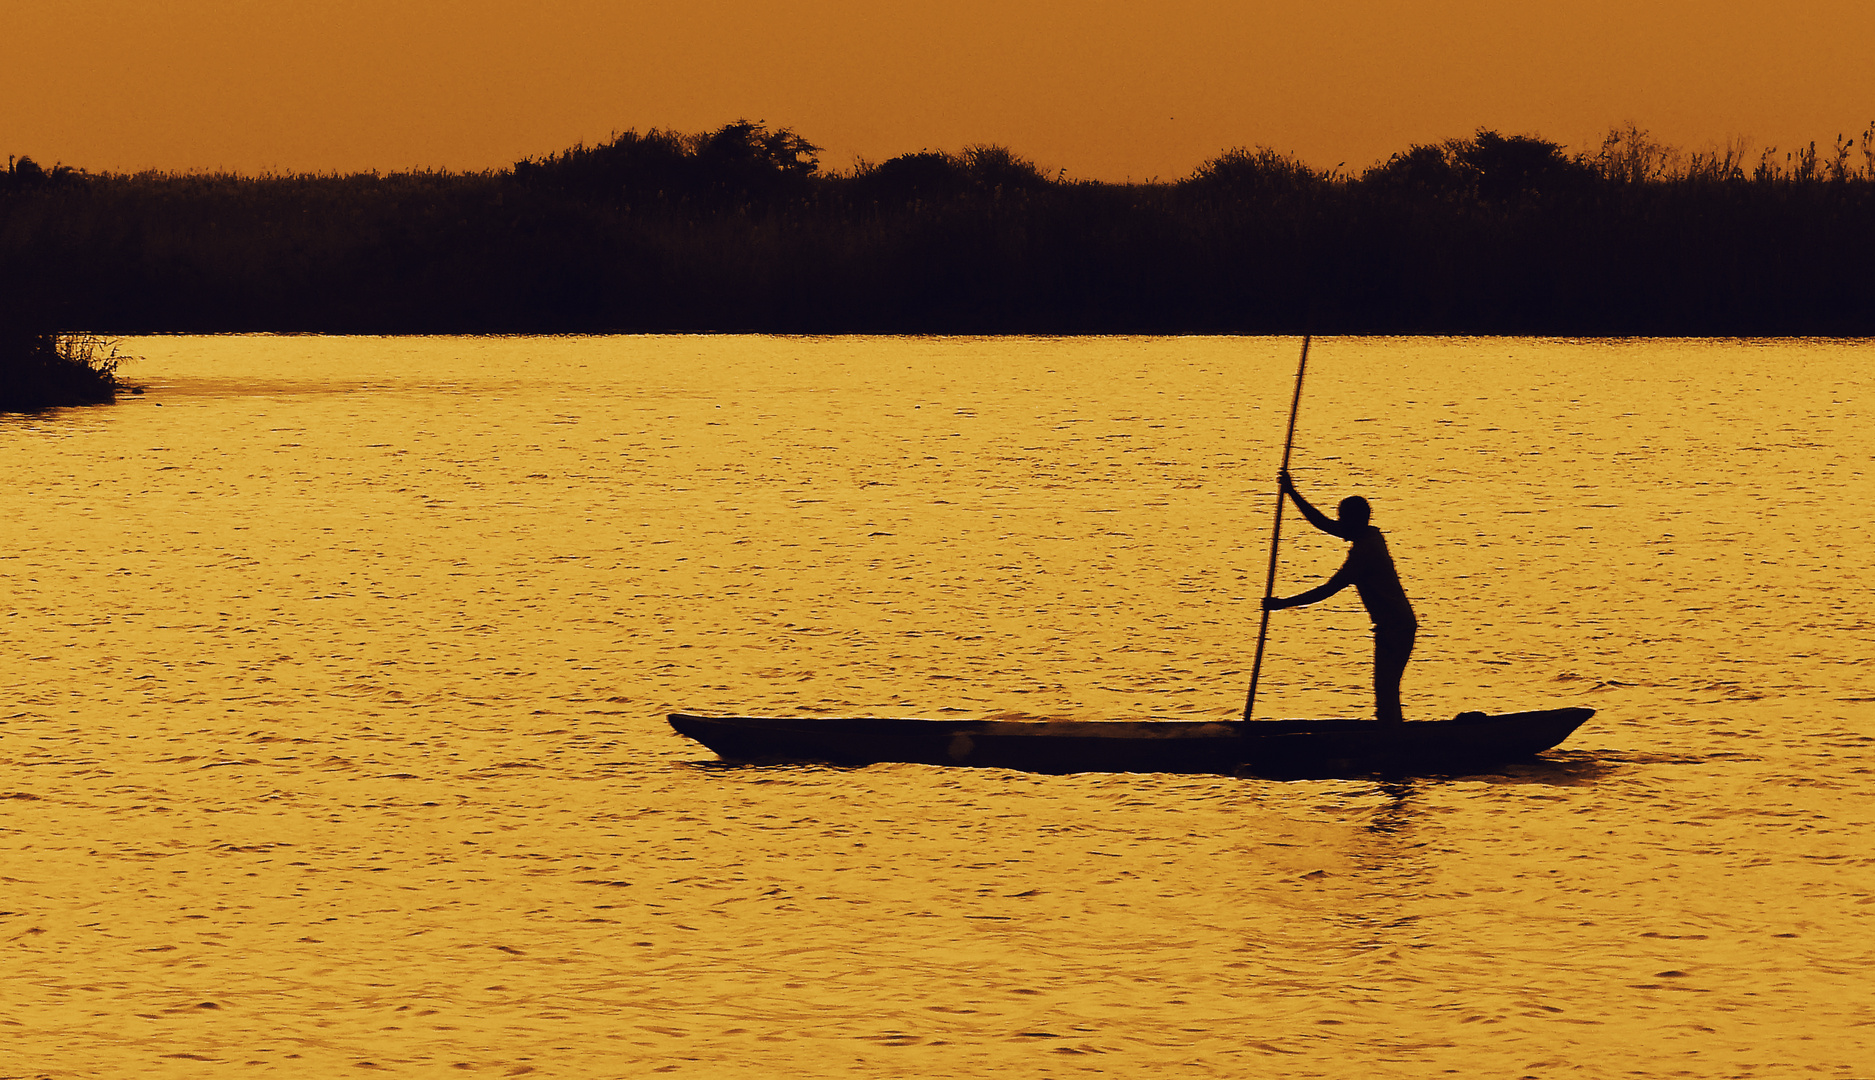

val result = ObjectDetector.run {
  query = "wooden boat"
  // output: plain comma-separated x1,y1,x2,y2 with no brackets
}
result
667,707,1595,778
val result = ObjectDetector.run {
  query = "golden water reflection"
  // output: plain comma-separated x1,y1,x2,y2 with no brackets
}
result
0,335,1869,1076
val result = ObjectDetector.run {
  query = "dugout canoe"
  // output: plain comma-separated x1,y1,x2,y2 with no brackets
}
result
666,707,1595,778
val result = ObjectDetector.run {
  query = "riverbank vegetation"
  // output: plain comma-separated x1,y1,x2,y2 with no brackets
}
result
5,122,1873,335
0,327,129,412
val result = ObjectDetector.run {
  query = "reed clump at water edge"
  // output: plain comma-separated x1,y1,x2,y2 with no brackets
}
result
4,122,1875,335
0,328,132,412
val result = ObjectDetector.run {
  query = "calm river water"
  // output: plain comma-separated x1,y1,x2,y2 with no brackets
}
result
2,335,1870,1076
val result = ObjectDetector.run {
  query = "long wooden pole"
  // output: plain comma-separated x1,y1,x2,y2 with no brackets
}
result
1244,335,1311,722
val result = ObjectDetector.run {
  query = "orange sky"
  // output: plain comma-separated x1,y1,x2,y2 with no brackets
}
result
7,0,1870,180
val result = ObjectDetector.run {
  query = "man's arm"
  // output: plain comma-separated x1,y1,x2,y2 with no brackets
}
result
1281,471,1355,540
1263,559,1355,610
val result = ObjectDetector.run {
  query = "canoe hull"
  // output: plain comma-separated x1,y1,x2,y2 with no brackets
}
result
667,708,1596,777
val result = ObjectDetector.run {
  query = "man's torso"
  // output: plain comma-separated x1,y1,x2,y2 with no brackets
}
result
1346,525,1416,629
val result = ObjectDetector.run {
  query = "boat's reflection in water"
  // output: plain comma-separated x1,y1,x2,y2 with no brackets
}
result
1274,759,1628,969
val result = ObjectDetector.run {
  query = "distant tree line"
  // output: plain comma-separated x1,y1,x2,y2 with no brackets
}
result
4,121,1874,336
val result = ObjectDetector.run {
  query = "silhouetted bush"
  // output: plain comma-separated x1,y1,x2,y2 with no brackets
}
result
1455,130,1597,202
850,151,973,204
1,155,83,194
1364,144,1471,199
0,328,127,411
4,122,1873,335
1183,146,1327,201
1363,130,1596,202
512,120,821,206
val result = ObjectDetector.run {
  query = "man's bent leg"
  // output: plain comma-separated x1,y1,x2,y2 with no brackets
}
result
1372,623,1417,722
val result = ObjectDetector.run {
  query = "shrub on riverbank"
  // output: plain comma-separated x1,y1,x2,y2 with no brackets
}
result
4,122,1874,335
0,329,128,412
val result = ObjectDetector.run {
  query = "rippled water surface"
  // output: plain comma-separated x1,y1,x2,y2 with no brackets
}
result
3,335,1871,1076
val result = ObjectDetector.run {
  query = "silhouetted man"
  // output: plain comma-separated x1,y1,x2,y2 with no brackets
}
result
1262,471,1418,722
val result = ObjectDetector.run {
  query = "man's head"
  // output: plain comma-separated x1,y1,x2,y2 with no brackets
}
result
1337,495,1371,527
